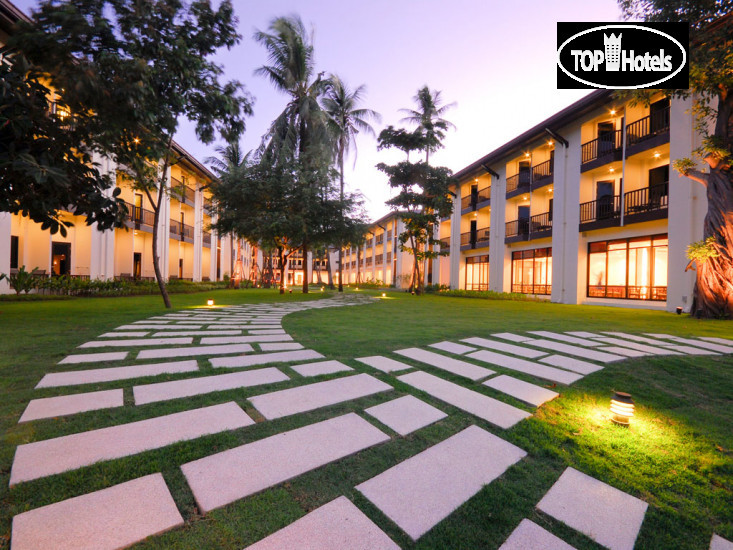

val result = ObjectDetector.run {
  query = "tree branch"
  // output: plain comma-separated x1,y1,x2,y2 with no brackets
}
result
683,169,709,187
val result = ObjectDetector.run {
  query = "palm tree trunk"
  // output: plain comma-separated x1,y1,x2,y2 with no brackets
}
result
338,149,345,292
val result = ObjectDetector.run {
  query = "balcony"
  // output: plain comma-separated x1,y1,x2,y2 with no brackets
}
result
376,235,384,245
529,212,552,239
626,107,670,156
439,238,450,252
506,172,530,196
505,219,528,243
461,186,491,213
460,227,490,250
387,230,392,241
365,238,373,248
366,257,373,267
203,197,214,214
579,195,621,231
623,182,669,223
169,220,194,243
531,159,553,190
124,201,155,232
203,231,212,248
386,251,392,262
581,129,623,171
171,178,196,206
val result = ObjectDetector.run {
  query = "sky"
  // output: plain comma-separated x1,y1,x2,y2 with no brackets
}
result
13,0,624,220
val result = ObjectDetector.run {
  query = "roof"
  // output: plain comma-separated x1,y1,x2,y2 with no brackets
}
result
452,89,613,181
172,141,217,183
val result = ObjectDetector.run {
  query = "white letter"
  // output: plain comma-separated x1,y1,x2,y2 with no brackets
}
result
570,50,583,71
594,50,604,71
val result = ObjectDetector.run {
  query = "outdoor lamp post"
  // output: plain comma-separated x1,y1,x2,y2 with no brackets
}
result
610,391,635,426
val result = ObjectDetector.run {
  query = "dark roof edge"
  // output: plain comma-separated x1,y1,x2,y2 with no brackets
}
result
172,140,217,183
0,0,31,25
453,89,612,181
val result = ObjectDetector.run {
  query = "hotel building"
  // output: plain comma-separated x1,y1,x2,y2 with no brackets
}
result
439,90,705,311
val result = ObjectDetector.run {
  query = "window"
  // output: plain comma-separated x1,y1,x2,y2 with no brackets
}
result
511,247,552,295
10,236,19,269
587,234,667,301
465,255,489,291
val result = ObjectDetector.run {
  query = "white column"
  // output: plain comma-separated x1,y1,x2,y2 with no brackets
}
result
209,214,218,282
449,192,460,289
0,213,11,293
489,166,507,292
89,154,116,280
193,186,203,282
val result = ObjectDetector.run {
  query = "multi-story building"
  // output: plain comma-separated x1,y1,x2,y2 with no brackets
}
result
440,89,704,312
0,0,246,292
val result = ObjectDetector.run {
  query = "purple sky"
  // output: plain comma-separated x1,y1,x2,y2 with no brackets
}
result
14,0,623,219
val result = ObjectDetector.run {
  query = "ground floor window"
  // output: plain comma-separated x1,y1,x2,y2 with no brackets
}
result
465,255,489,290
587,234,667,301
511,248,552,295
10,236,19,269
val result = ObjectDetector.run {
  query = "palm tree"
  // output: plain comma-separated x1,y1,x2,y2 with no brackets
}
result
254,15,332,293
322,75,381,291
400,85,456,164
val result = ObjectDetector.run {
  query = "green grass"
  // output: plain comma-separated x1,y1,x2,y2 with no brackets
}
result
1,289,731,549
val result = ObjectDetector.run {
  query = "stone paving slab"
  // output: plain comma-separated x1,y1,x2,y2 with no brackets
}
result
290,360,353,377
600,332,679,347
394,348,495,381
249,373,393,420
355,356,414,373
207,325,283,330
36,360,199,388
152,330,242,337
11,473,183,550
428,341,477,355
137,343,254,360
597,346,650,358
19,389,124,423
258,342,304,352
181,413,389,513
537,467,648,550
566,331,601,339
700,337,733,347
711,534,733,550
644,334,731,354
591,336,684,355
522,340,625,363
461,337,548,359
357,425,527,540
483,375,559,407
199,335,293,345
211,350,325,369
465,350,582,385
397,371,531,429
498,518,577,550
133,368,289,405
527,331,602,347
600,332,721,355
133,320,171,324
245,496,399,550
538,355,604,375
491,332,534,343
99,331,149,338
365,395,447,436
10,402,252,485
248,329,287,335
117,324,202,330
59,352,128,364
79,337,193,348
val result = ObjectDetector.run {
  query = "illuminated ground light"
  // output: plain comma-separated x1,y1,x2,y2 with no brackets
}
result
207,299,214,307
610,391,635,426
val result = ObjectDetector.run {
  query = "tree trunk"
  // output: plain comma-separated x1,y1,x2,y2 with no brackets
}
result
151,177,171,309
278,247,286,294
316,255,323,285
326,248,335,289
356,245,361,284
302,239,309,293
338,248,344,292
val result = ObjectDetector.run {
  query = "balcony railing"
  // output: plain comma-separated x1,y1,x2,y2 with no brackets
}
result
439,238,450,251
506,172,530,193
124,201,155,226
376,254,383,265
463,186,490,208
626,107,670,147
579,195,621,224
531,159,553,183
460,232,472,246
365,238,373,248
505,219,529,239
386,252,392,262
624,182,669,216
460,228,489,248
581,129,622,164
366,257,373,267
203,231,211,247
376,235,384,245
171,178,196,204
387,230,392,241
169,220,194,240
529,211,552,233
203,197,213,213
475,226,490,245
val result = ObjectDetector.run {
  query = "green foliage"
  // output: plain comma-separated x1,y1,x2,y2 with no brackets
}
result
672,157,698,176
0,265,39,295
437,289,538,301
687,236,721,263
424,283,450,293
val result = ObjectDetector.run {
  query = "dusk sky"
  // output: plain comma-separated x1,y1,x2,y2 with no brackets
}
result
14,0,624,219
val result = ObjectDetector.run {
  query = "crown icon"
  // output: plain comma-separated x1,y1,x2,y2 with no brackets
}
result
604,33,622,71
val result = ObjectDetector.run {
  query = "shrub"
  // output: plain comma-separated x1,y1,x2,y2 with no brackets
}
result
437,289,537,301
0,266,39,294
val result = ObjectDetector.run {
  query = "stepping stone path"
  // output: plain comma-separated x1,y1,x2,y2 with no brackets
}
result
182,413,389,513
499,519,577,550
537,467,648,550
246,496,399,550
15,297,733,549
711,534,733,550
365,395,447,436
11,473,183,550
357,425,527,540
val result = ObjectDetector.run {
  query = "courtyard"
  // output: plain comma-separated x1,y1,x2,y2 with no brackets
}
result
1,289,731,549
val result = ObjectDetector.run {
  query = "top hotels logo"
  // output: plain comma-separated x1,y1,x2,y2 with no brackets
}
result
557,23,689,89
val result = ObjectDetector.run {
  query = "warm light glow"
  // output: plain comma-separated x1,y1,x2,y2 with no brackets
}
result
610,109,617,115
133,230,138,236
653,152,661,158
320,287,324,292
524,152,530,158
207,299,214,306
610,391,634,425
474,178,479,182
548,187,553,193
522,195,528,201
473,212,478,217
609,167,615,173
547,140,553,146
355,287,359,291
382,293,386,297
133,137,140,144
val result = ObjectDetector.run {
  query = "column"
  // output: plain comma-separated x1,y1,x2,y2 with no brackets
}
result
193,186,203,282
489,166,507,292
0,213,11,293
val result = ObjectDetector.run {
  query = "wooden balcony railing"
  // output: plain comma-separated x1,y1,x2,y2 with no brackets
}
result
581,129,622,164
460,231,471,246
579,195,621,224
506,172,531,193
627,107,670,147
624,182,669,215
365,256,373,266
171,179,196,204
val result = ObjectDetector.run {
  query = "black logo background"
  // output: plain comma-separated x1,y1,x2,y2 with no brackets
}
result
557,22,689,89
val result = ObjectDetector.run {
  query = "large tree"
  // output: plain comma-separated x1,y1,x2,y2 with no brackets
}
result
13,0,250,308
618,1,733,318
322,75,381,292
400,85,456,165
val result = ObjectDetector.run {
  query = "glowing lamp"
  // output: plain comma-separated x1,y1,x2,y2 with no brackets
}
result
320,287,324,292
382,293,386,297
610,109,617,115
207,299,214,306
610,391,634,426
355,287,359,291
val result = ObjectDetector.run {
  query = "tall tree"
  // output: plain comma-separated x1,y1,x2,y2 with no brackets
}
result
322,75,381,292
617,2,733,318
13,0,251,308
254,14,332,293
400,85,456,164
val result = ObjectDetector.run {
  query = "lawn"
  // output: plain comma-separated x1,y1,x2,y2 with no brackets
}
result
0,289,731,549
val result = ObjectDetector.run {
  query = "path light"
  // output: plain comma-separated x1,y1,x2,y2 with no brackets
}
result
207,299,214,307
382,293,386,297
676,306,683,315
320,287,324,292
610,391,635,426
